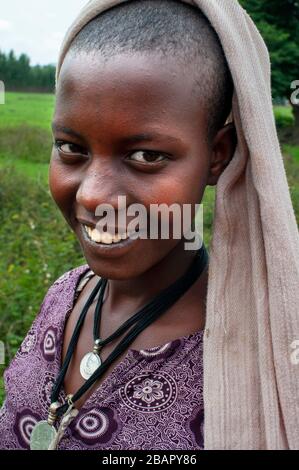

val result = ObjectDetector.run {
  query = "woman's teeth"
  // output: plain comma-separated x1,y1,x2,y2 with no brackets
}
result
84,225,131,244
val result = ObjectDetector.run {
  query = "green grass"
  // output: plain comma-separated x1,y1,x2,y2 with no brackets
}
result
283,144,299,162
274,106,294,117
0,93,84,404
274,105,295,129
0,124,53,164
0,92,298,407
282,144,299,221
0,156,48,181
0,92,55,130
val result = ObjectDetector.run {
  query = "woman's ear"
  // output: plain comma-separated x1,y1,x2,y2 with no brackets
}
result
207,123,237,186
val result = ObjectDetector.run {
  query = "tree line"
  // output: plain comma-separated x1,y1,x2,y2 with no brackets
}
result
0,50,55,93
239,0,299,128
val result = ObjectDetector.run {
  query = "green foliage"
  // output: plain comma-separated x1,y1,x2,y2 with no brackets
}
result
0,50,55,93
0,93,85,403
202,187,215,249
0,125,53,163
282,144,299,221
0,163,85,403
274,106,295,128
240,0,299,100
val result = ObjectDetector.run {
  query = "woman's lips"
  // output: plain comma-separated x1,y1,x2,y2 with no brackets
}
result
84,225,137,244
77,218,141,242
78,223,143,259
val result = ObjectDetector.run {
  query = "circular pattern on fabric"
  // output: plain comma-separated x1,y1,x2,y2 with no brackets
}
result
40,327,57,361
187,406,204,448
71,407,119,446
132,338,183,362
13,409,41,449
120,371,177,413
139,343,172,358
38,372,56,411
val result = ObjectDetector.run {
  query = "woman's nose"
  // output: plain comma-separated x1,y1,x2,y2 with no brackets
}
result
76,161,124,215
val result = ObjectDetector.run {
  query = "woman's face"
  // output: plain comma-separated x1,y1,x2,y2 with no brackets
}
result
49,51,234,279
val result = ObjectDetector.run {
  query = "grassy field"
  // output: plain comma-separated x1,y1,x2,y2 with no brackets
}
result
0,92,85,404
0,92,298,406
1,92,55,130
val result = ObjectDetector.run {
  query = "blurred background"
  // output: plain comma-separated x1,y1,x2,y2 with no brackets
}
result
0,0,298,403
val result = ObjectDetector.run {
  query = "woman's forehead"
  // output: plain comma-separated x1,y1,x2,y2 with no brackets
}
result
54,52,209,147
56,50,207,112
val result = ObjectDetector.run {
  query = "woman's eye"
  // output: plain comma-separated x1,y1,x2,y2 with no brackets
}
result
54,141,88,156
127,150,168,164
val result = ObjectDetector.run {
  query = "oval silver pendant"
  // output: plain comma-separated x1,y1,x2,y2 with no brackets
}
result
80,352,102,380
30,420,57,450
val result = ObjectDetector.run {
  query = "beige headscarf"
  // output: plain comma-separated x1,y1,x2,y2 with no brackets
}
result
55,0,299,449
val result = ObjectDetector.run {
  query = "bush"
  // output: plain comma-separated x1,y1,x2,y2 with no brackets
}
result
274,106,295,129
282,145,299,225
0,125,52,163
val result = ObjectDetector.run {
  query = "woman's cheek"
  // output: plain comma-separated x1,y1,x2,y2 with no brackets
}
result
49,158,78,214
144,173,198,206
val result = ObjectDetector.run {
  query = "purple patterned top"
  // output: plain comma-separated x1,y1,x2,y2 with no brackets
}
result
0,265,204,450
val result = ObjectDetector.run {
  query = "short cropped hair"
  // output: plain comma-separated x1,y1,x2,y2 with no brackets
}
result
68,0,234,142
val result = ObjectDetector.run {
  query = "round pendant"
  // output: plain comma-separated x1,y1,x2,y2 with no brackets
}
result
80,352,102,380
30,420,57,450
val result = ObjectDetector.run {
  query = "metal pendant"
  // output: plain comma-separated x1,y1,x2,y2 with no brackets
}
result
80,351,102,380
30,420,57,450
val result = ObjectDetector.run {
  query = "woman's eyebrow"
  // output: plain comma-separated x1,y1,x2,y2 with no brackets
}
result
119,132,183,145
51,123,83,140
52,124,182,146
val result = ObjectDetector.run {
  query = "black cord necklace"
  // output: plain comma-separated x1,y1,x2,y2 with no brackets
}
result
79,280,107,380
30,244,209,450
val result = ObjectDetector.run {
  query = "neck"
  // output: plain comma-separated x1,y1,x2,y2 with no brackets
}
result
102,240,204,319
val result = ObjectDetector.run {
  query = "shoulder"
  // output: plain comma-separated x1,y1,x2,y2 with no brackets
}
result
4,264,91,371
2,264,92,403
24,263,91,335
47,263,91,296
38,263,90,308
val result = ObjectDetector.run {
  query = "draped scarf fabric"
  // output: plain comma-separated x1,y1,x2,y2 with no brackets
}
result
55,0,299,449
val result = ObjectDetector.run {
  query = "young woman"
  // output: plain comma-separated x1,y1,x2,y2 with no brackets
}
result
0,0,298,450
